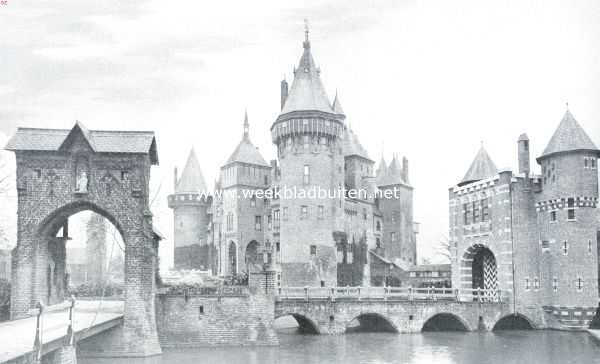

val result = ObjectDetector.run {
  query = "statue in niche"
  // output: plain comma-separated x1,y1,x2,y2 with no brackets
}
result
75,161,88,193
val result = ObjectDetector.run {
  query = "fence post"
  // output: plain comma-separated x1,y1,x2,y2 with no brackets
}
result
304,286,309,302
408,287,413,301
33,301,44,364
64,296,76,346
477,287,482,303
383,286,388,302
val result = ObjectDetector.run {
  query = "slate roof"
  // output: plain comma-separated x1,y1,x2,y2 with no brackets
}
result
5,122,159,164
342,127,371,161
379,154,406,186
538,110,600,161
460,146,498,186
332,92,345,115
225,113,269,167
175,148,208,194
279,35,334,115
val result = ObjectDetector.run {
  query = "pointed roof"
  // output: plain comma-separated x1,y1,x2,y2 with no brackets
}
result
383,154,405,185
459,146,498,186
5,121,159,164
537,110,599,162
332,92,345,115
279,29,334,115
375,156,388,185
342,127,371,161
225,112,269,167
175,148,207,194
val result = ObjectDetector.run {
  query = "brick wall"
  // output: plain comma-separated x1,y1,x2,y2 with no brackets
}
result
155,290,278,347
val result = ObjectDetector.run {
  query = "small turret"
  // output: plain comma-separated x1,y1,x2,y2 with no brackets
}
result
280,79,288,110
402,156,409,184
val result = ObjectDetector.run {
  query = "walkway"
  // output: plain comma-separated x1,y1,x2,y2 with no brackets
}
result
0,300,124,363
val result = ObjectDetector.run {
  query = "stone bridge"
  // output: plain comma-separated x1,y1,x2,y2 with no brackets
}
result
274,287,542,334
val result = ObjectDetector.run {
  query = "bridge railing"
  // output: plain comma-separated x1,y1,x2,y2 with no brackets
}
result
276,286,505,303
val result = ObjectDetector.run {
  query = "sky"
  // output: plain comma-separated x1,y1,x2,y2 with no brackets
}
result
1,0,600,268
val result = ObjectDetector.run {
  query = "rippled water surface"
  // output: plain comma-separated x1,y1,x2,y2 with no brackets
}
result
81,329,600,364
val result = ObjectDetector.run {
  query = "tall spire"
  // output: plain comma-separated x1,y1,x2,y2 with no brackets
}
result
304,19,310,49
243,109,249,140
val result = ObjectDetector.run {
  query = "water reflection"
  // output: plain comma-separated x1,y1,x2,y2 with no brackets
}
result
80,330,600,364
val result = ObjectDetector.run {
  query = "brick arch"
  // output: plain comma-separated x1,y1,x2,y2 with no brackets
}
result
37,200,126,240
345,312,398,333
421,312,472,331
492,313,536,330
274,313,320,334
460,243,498,296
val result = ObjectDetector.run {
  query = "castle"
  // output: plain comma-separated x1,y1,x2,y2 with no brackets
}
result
167,29,417,288
449,109,599,329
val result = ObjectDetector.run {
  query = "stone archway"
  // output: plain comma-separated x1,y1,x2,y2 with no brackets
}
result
6,122,161,357
462,244,498,301
245,240,260,267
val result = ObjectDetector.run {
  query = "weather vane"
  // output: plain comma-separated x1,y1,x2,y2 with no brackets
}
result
304,19,309,41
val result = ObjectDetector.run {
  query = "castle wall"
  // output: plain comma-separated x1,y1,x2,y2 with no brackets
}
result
378,184,415,268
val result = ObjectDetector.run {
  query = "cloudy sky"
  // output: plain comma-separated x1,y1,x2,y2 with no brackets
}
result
1,0,600,267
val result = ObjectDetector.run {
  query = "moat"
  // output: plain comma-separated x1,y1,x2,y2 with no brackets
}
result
81,330,600,364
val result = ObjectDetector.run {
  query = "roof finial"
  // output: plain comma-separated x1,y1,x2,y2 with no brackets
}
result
243,109,249,140
566,101,569,111
480,140,484,148
303,19,310,49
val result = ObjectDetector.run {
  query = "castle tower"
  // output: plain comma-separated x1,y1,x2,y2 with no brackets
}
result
535,109,599,310
270,27,345,287
85,213,106,285
219,111,271,277
377,154,416,269
167,148,212,270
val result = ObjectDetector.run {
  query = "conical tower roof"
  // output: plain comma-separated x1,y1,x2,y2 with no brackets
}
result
460,146,498,186
226,112,269,167
375,156,388,185
279,27,334,115
537,109,600,162
342,127,371,161
383,154,405,185
175,148,207,194
332,91,345,115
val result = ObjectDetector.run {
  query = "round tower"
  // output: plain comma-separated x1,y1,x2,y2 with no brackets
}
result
536,109,599,312
167,148,211,270
271,26,345,287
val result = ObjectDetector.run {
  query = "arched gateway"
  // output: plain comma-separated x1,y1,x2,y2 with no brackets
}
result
5,122,162,356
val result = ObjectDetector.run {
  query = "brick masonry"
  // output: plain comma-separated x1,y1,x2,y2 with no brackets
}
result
8,124,162,356
155,289,278,347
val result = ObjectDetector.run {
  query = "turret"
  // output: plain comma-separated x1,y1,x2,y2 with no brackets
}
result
280,79,288,110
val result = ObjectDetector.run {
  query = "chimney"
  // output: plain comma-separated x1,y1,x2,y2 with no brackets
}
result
174,167,178,190
518,133,530,176
402,156,409,183
280,79,289,110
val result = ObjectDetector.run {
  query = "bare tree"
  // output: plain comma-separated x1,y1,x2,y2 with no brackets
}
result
435,235,452,263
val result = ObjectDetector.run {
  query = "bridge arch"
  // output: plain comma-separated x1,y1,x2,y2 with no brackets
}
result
346,312,398,333
422,312,471,332
275,313,320,334
493,313,535,330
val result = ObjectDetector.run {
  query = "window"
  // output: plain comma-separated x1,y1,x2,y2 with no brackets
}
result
541,240,549,249
318,205,324,219
391,211,399,223
255,216,262,231
264,175,269,185
567,198,576,220
481,199,489,222
589,239,593,254
592,159,597,169
198,305,204,317
226,213,234,231
562,240,568,255
300,206,308,219
283,207,288,220
463,203,470,225
362,208,367,220
576,277,584,291
303,165,310,184
533,277,539,290
121,170,128,180
276,242,280,252
409,272,416,278
550,211,557,222
584,157,589,168
274,209,280,222
525,277,530,291
391,232,396,242
552,277,558,292
472,201,480,223
250,195,256,207
267,215,272,230
310,245,317,255
376,221,381,232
